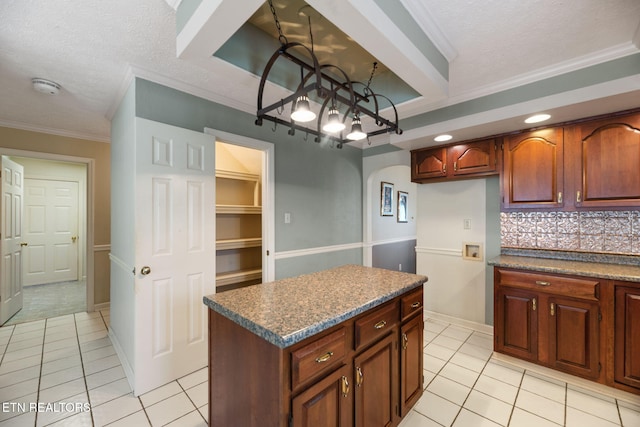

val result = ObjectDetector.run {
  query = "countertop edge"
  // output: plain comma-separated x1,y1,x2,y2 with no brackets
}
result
488,255,640,283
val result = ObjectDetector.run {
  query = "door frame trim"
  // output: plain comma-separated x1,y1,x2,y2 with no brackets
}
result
204,128,275,282
0,148,95,311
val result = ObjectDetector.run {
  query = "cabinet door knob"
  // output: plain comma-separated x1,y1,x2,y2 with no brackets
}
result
550,303,555,316
356,367,364,387
532,298,537,311
576,190,582,203
557,192,563,204
402,333,408,350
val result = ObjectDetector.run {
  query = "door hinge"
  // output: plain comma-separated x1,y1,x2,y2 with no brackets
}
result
266,250,270,256
598,312,602,322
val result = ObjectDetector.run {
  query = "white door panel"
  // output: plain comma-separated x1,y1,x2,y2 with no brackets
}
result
133,118,216,395
23,179,79,285
1,157,24,325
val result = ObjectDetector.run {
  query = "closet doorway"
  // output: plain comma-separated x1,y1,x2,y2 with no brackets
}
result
206,128,275,292
2,156,88,325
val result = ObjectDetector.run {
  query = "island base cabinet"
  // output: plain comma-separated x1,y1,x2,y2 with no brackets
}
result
292,365,353,427
615,284,640,391
354,333,398,427
400,314,424,416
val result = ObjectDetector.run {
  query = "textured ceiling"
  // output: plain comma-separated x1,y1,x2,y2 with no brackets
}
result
0,0,639,147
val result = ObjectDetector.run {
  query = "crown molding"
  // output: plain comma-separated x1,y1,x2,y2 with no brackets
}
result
0,119,110,143
398,0,457,61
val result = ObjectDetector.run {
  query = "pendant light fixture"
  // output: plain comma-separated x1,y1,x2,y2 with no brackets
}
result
255,0,402,148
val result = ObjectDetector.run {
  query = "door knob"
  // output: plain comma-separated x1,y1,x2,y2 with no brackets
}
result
72,236,77,243
20,242,28,247
140,266,151,275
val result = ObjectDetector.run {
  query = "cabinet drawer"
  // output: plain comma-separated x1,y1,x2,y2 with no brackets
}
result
401,288,423,321
355,302,399,350
291,327,347,390
497,269,599,301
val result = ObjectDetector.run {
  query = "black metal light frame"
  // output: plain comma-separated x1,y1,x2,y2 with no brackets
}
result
255,42,403,148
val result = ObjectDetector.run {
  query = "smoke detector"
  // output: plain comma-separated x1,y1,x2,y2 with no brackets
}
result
32,78,61,95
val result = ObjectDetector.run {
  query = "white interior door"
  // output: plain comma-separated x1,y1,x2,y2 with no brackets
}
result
1,157,24,325
23,179,79,286
133,118,216,395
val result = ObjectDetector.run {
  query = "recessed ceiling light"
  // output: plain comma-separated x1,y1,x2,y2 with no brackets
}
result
525,114,551,124
434,134,452,142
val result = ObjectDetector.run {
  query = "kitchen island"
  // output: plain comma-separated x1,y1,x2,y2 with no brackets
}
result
203,264,428,427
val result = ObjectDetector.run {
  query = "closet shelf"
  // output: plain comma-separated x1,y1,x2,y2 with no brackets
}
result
216,205,262,214
216,269,262,287
216,238,262,250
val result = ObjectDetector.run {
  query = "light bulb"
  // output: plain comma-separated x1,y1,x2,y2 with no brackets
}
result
290,95,316,122
322,108,346,133
346,116,366,140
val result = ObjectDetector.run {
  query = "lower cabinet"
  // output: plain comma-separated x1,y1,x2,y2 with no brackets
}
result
292,365,353,427
354,333,397,427
400,314,424,416
495,268,640,396
209,287,424,427
614,283,640,390
494,268,600,380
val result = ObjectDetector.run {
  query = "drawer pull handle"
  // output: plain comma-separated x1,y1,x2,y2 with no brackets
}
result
411,302,421,309
550,303,555,316
532,298,537,311
535,281,551,286
402,333,408,350
315,351,333,363
374,320,387,330
341,376,349,397
356,367,363,387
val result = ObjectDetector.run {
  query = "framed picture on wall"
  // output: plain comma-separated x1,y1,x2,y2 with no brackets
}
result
381,182,394,216
397,191,408,223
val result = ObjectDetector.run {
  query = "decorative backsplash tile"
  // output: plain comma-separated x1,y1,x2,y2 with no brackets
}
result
500,211,640,255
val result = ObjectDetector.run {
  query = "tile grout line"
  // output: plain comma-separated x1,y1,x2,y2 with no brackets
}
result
72,313,96,427
176,375,208,424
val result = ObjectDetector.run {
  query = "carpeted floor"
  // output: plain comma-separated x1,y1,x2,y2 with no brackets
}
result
3,280,86,326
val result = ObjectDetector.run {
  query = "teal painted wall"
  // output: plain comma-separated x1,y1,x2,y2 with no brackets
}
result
134,78,363,278
275,248,362,280
176,0,203,34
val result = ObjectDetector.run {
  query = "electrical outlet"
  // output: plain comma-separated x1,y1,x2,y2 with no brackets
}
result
399,263,402,271
463,219,471,229
284,212,291,224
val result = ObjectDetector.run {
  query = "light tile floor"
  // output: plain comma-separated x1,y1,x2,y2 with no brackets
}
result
1,311,639,426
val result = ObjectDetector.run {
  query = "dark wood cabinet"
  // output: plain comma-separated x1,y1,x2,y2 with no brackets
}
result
502,128,564,209
411,147,447,180
209,286,424,427
614,283,640,391
411,139,498,183
548,296,600,379
567,113,640,208
495,286,538,362
354,333,398,427
400,314,423,416
292,365,353,427
494,268,601,380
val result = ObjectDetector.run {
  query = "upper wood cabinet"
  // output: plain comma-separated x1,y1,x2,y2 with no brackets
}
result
411,139,498,183
502,128,564,209
567,112,640,208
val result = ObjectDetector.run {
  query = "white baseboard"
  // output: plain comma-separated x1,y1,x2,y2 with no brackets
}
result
424,310,494,335
108,328,136,395
93,302,110,311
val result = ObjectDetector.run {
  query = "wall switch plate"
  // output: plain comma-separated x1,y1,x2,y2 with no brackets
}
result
284,212,291,224
463,219,471,229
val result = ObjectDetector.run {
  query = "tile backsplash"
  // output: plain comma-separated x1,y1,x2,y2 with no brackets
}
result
501,211,640,255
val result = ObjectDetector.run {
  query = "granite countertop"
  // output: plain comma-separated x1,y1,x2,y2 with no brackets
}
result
488,250,640,283
203,264,428,348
